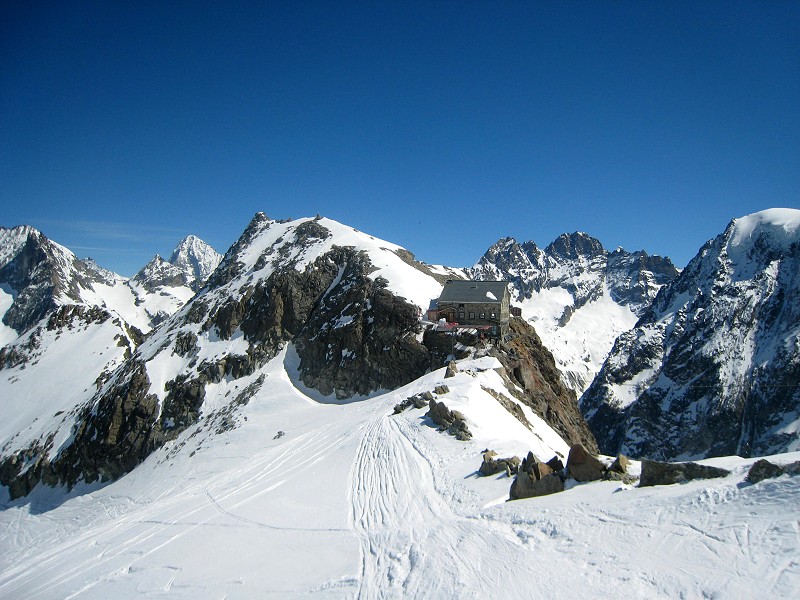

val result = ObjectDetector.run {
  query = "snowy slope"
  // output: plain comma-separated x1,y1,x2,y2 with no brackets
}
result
0,313,137,457
582,208,800,460
1,351,797,599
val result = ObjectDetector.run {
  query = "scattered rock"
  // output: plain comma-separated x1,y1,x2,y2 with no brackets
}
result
434,384,450,395
639,458,730,487
412,395,428,409
566,444,606,482
478,450,521,476
444,361,458,378
426,399,472,441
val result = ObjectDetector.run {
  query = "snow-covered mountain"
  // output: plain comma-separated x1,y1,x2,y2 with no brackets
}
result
0,214,591,499
126,236,222,327
581,209,800,460
133,235,221,293
471,232,679,392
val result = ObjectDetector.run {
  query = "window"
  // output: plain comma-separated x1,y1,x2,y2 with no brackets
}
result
480,312,485,319
491,312,496,319
469,312,475,319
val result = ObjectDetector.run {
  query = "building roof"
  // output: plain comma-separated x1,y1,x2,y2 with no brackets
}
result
438,280,509,304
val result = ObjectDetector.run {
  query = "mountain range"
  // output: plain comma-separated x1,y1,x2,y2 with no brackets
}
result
1,209,799,598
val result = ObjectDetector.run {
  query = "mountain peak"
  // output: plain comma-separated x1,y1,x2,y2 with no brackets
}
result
168,235,222,285
545,232,605,260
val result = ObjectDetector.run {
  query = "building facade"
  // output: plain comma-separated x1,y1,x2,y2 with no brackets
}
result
435,280,511,335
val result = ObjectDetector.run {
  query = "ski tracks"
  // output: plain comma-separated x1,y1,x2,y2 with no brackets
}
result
348,415,529,599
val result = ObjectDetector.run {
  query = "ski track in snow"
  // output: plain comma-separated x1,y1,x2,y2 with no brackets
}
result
348,414,528,599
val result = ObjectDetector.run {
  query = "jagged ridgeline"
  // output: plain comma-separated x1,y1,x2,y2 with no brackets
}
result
0,214,592,498
582,209,800,460
470,232,679,393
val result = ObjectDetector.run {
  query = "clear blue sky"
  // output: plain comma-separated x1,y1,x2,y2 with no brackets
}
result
2,1,798,275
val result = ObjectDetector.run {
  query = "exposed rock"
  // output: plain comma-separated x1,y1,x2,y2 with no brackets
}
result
412,395,429,409
566,444,606,482
746,459,787,484
173,331,199,357
434,384,450,395
444,361,458,378
608,454,630,474
546,456,565,472
490,318,598,452
639,459,730,487
510,451,564,500
478,450,521,477
426,399,472,441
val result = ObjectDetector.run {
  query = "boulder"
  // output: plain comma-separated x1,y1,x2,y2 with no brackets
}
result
434,384,450,395
566,444,606,482
510,471,564,500
746,459,786,484
509,451,564,500
546,456,565,472
608,454,630,474
444,361,458,378
426,399,472,441
639,459,730,487
478,450,521,476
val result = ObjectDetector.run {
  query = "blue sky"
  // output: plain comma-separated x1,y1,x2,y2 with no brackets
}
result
2,1,798,276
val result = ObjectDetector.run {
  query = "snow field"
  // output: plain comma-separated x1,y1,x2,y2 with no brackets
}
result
1,351,799,599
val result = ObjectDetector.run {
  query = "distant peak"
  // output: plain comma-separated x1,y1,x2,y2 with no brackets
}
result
546,231,604,259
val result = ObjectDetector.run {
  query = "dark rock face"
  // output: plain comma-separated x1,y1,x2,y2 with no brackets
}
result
639,459,730,487
294,249,429,398
491,318,598,452
0,359,162,499
582,213,800,460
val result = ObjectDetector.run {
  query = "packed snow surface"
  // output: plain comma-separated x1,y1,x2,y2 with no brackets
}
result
1,353,798,599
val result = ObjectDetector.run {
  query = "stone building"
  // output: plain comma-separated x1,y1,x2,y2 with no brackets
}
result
435,280,511,335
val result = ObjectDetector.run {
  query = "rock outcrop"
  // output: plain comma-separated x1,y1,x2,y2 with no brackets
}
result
509,451,565,500
638,459,730,487
491,318,598,453
746,459,800,484
426,399,472,441
478,450,521,476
